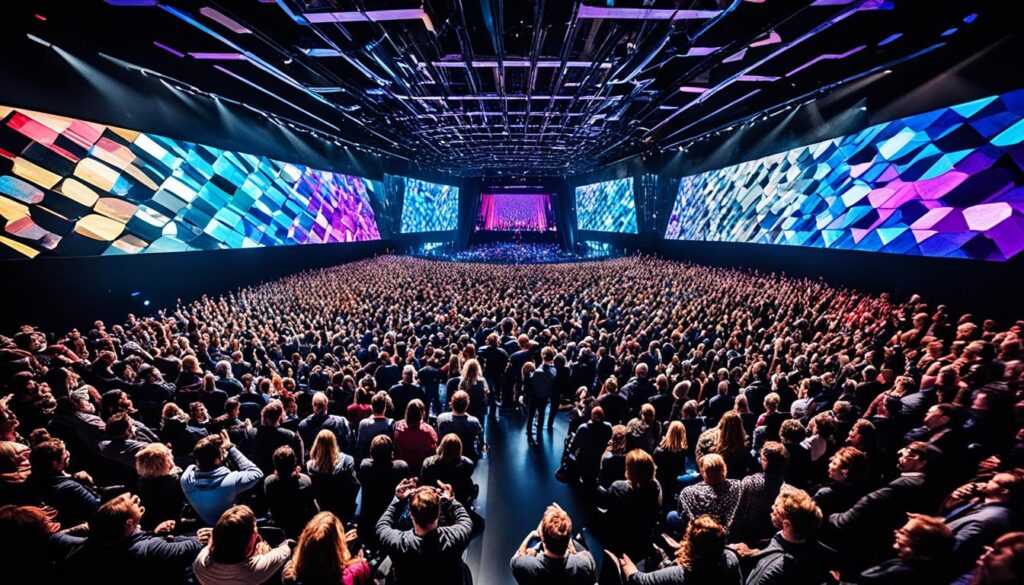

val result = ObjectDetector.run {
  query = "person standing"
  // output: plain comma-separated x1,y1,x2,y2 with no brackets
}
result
526,348,557,445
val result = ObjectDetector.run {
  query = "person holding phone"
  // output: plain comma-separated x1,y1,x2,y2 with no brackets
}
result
510,503,595,585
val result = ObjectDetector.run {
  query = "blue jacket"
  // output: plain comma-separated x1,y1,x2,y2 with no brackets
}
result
180,446,263,525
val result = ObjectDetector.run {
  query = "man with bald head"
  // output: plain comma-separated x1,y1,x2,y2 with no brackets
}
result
298,391,351,453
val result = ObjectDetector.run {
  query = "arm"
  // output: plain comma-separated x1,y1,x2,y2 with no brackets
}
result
375,496,407,551
247,541,292,578
225,446,264,495
439,499,474,549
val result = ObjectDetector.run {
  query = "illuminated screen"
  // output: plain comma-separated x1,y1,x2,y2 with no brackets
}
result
575,177,637,233
476,193,556,232
399,178,459,233
0,106,381,259
664,89,1024,261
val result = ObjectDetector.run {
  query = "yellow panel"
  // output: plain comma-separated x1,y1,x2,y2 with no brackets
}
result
0,235,39,258
13,157,62,189
122,163,159,191
0,106,13,121
74,157,120,192
0,195,30,221
110,234,148,254
95,197,138,223
108,126,140,143
18,109,73,134
57,178,100,207
90,141,136,170
74,213,125,241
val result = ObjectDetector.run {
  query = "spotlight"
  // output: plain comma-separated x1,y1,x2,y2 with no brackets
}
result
144,300,151,306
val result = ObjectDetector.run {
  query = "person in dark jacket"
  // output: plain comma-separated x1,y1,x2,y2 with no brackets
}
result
297,392,351,453
252,400,304,475
357,435,410,549
29,438,101,526
737,486,831,585
612,514,742,585
621,363,657,419
510,504,596,585
732,442,789,547
568,406,613,487
306,429,359,523
526,348,557,442
65,493,208,585
375,477,475,584
264,446,318,538
857,513,954,584
134,442,186,531
389,365,426,424
420,434,477,505
596,449,663,562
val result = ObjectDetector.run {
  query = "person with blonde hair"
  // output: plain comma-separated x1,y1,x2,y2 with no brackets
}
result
420,433,476,504
857,513,953,584
597,449,662,561
193,505,291,585
739,485,829,585
458,358,489,421
695,411,749,479
599,424,629,487
282,511,370,585
669,453,741,536
134,442,186,531
654,421,700,503
306,429,359,523
615,514,741,584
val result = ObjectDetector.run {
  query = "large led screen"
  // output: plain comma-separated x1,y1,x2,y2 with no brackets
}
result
476,193,556,232
664,90,1024,261
575,177,638,233
0,106,381,259
399,178,459,233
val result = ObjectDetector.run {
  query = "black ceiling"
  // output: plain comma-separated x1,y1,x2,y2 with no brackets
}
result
6,0,1014,176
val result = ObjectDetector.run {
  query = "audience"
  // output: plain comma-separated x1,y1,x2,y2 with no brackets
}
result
1,253,1022,585
510,504,595,584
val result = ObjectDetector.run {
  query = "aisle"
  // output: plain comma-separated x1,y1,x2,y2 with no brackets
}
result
465,409,606,585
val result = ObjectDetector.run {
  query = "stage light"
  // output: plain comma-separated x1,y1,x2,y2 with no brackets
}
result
144,300,151,306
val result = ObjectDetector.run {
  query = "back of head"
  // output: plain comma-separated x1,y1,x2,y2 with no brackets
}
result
211,506,257,564
273,445,297,477
405,399,425,426
409,487,441,530
903,513,953,559
370,434,393,463
105,411,132,439
310,430,340,472
780,419,806,444
312,392,329,414
677,515,726,571
774,486,822,541
760,441,789,474
451,390,470,415
135,442,174,479
194,434,225,470
371,391,389,416
437,433,463,464
91,493,139,542
29,438,65,474
540,506,572,556
660,421,687,452
625,449,656,489
289,512,350,583
698,454,727,485
261,400,284,427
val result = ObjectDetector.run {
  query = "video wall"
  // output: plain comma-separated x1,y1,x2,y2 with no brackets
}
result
476,193,556,232
399,177,459,233
0,106,381,259
575,177,638,233
664,89,1024,261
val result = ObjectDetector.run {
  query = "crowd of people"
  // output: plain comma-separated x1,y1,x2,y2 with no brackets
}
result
417,242,589,264
0,254,1021,585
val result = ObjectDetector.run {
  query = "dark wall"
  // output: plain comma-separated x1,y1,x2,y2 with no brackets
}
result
0,240,389,334
656,239,1024,326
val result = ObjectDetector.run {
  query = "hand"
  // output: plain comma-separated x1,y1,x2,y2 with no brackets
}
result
620,554,638,578
732,543,758,556
952,482,983,501
197,527,213,545
395,478,418,500
345,529,359,543
72,471,95,487
437,480,455,502
154,520,176,535
219,430,233,451
526,547,537,556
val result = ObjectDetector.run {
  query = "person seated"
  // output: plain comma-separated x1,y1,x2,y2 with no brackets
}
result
357,435,411,551
0,504,86,585
29,437,101,526
193,505,291,585
510,504,595,585
695,411,750,480
160,402,210,470
252,400,304,476
668,454,741,537
392,399,437,475
264,446,319,538
436,391,484,461
857,513,953,584
599,425,629,488
812,446,871,517
734,486,832,585
306,429,359,524
375,478,475,584
732,442,789,547
355,391,392,462
950,531,1024,585
612,514,741,585
134,442,187,531
653,421,698,506
596,449,663,563
180,431,263,526
98,411,151,477
65,493,208,585
298,392,351,454
943,469,1024,575
420,434,477,506
282,511,371,585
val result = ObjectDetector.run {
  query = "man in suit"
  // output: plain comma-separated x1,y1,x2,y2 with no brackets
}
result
507,335,534,408
298,392,351,452
526,347,557,445
944,469,1024,574
478,333,508,415
706,380,735,426
621,363,656,418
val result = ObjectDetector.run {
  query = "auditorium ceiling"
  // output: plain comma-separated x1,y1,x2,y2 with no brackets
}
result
9,1,1013,176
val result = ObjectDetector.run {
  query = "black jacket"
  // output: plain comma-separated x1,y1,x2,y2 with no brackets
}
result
375,496,475,584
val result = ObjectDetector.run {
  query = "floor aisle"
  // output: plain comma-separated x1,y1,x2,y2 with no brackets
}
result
466,408,607,585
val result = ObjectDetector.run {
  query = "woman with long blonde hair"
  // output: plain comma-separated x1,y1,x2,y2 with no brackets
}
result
615,514,741,583
282,511,370,585
306,430,359,523
420,433,477,504
457,359,488,420
654,421,700,501
695,411,749,479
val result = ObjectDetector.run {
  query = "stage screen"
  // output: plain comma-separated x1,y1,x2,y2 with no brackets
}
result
399,178,459,233
664,89,1024,261
476,193,556,232
575,177,637,233
0,105,381,259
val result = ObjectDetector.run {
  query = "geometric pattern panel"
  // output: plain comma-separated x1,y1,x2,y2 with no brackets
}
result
0,105,381,259
575,177,638,233
664,89,1024,261
399,177,459,233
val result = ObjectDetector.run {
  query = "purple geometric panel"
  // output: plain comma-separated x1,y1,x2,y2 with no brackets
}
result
665,89,1024,261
